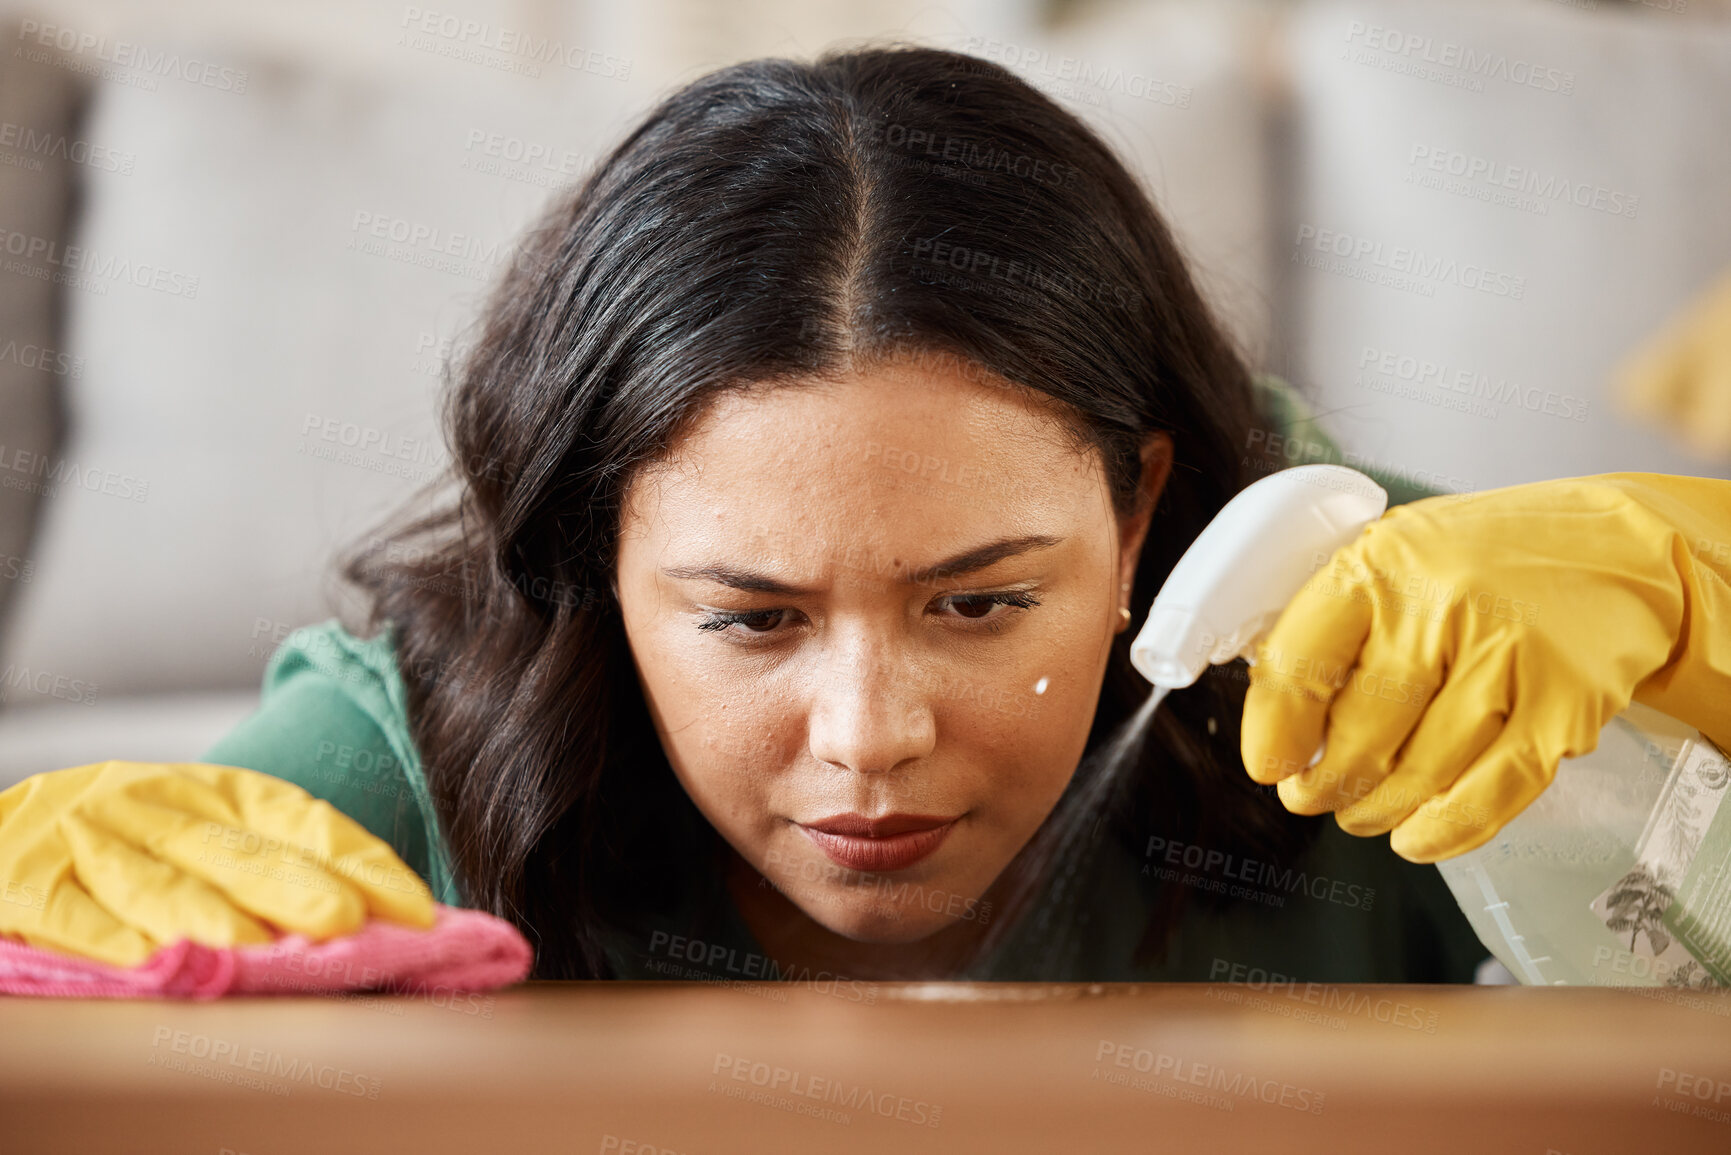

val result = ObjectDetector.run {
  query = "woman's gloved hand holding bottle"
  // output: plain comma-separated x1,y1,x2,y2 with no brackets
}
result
1240,472,1731,863
0,760,435,967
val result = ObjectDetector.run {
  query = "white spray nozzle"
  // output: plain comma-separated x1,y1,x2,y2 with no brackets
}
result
1130,465,1388,690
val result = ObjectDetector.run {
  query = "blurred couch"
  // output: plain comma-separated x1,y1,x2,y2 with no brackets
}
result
1,0,1728,785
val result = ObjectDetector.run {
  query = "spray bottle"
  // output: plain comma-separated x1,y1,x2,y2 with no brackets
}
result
1127,464,1731,989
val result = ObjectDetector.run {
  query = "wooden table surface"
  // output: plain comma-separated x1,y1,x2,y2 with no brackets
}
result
4,981,1730,1154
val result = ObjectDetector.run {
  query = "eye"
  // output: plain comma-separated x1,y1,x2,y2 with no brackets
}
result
694,589,1042,642
696,609,789,635
935,590,1042,623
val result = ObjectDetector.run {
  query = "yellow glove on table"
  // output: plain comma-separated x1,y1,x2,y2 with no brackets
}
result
1240,473,1731,863
0,760,434,968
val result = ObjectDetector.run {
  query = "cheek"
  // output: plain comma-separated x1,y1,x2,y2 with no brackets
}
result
629,623,801,823
957,704,1086,835
940,616,1115,821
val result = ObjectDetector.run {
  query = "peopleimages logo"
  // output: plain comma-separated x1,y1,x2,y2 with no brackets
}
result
0,338,82,378
460,128,593,189
0,664,99,706
15,20,249,93
711,1053,943,1128
149,1028,380,1098
0,227,200,299
646,929,879,1003
0,122,135,174
909,235,1138,309
862,121,1082,189
1143,835,1377,911
397,7,631,80
1357,345,1590,423
1292,224,1525,300
759,846,994,925
345,211,518,284
961,36,1192,108
1407,145,1638,220
1341,20,1575,95
0,443,149,504
1206,959,1440,1033
1092,1040,1326,1114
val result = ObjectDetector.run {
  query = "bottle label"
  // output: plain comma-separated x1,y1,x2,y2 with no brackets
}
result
1589,739,1731,989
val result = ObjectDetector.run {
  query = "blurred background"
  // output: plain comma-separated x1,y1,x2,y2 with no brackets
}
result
1,0,1728,782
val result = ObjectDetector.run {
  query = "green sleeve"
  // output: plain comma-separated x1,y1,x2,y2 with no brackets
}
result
1251,373,1446,507
199,620,463,908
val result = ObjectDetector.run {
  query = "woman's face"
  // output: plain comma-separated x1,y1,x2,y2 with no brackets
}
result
615,356,1170,944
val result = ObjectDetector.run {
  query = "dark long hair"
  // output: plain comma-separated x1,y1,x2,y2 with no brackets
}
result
339,45,1320,979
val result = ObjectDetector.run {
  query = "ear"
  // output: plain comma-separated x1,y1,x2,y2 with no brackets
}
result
1114,432,1173,633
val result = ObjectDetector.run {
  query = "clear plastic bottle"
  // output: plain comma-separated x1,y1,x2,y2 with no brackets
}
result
1129,464,1731,989
1435,706,1729,989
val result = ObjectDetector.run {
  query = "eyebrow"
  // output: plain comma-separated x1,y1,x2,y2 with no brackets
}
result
661,534,1065,594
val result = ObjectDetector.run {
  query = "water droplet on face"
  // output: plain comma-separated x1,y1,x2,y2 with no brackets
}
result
1033,676,1049,695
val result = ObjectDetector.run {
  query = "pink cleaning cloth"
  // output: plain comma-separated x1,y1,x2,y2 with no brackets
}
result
0,903,532,999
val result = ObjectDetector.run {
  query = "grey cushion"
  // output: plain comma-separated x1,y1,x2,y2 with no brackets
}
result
0,38,608,697
1280,0,1731,490
0,690,259,790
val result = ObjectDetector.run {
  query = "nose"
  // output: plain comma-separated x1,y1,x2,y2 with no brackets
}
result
805,629,937,777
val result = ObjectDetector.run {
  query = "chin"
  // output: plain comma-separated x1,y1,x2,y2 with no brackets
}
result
798,880,983,944
813,903,953,944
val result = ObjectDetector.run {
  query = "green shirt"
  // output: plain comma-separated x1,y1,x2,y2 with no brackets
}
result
200,376,1491,984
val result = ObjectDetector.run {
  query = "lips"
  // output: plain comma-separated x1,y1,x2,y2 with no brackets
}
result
798,813,959,872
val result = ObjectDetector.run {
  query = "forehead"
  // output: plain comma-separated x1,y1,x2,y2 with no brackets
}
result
620,360,1106,544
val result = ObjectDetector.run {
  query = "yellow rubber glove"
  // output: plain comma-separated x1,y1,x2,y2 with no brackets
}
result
1240,473,1731,863
0,760,435,967
1615,271,1731,459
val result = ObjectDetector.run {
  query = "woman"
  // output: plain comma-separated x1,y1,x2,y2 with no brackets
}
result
7,47,1725,985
